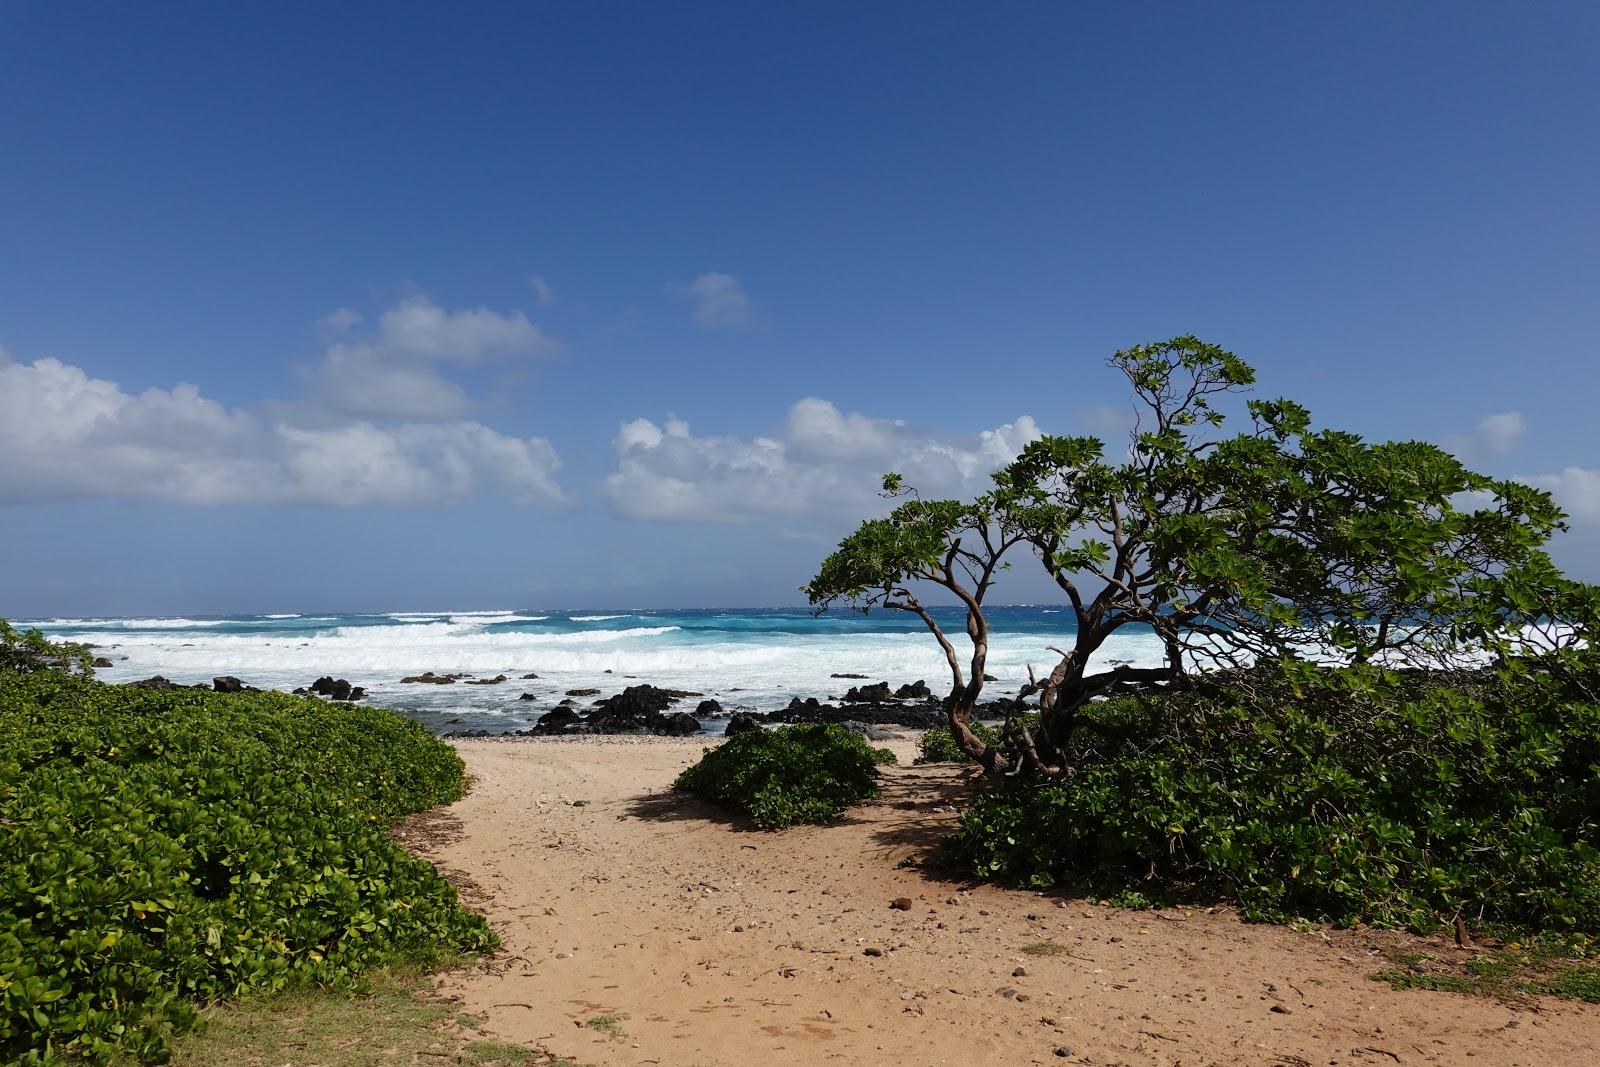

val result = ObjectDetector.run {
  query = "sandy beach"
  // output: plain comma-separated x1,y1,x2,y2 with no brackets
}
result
409,736,1600,1066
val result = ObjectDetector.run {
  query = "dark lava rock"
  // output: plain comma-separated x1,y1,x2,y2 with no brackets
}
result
91,657,114,668
310,676,363,701
536,707,583,731
585,685,702,735
565,687,601,697
840,720,898,742
767,701,942,728
213,676,245,693
521,672,540,679
843,681,893,703
724,711,764,736
465,674,508,686
518,691,538,701
830,672,869,679
401,672,463,684
695,698,723,716
129,675,178,689
661,711,701,736
894,680,931,700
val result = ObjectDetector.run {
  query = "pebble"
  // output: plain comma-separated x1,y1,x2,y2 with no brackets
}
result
1013,966,1028,977
1054,1046,1072,1058
890,897,913,911
555,952,572,959
864,947,884,957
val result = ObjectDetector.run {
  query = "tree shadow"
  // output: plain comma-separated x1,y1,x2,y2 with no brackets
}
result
622,788,757,831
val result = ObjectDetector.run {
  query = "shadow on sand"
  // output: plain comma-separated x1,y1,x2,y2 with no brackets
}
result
622,761,982,879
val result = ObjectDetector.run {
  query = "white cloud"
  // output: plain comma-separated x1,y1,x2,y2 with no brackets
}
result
313,296,559,418
316,307,362,339
1530,467,1600,519
603,398,1042,522
529,275,555,304
672,272,756,329
0,349,565,508
1477,411,1527,455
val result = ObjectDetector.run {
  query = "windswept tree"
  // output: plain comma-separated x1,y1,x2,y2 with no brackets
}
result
806,336,1575,776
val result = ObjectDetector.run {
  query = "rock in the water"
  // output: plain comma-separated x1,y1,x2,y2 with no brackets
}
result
565,687,601,697
310,676,360,700
464,674,508,686
830,672,869,679
91,656,114,668
401,671,463,684
724,711,764,736
213,676,245,693
894,680,931,700
695,698,723,716
521,672,540,679
518,691,538,701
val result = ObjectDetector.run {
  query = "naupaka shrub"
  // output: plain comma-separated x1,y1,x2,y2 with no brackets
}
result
674,723,893,829
0,667,496,1065
944,661,1600,933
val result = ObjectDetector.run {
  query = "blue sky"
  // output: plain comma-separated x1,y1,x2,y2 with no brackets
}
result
3,2,1597,615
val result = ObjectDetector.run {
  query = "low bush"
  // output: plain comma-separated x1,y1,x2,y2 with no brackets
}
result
0,667,496,1065
943,662,1600,933
915,712,1044,764
674,723,890,829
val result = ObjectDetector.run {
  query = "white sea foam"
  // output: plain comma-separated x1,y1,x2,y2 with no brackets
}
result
385,609,517,619
262,614,302,619
47,617,232,629
569,614,627,622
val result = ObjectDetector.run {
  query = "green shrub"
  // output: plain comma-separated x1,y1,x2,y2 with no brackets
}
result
0,619,90,677
0,668,496,1065
915,712,1046,764
943,663,1600,934
674,723,887,829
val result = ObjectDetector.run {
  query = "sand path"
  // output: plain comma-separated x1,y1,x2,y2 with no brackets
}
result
420,736,1600,1066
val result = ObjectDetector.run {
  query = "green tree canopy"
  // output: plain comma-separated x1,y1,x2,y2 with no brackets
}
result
807,336,1588,775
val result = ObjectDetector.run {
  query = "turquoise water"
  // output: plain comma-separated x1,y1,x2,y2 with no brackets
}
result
23,608,1166,734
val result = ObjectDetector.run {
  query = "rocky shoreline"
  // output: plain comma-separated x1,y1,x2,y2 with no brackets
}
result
113,670,1033,738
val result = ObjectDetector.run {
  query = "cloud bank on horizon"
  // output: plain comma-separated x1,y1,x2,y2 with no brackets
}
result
2,283,1596,543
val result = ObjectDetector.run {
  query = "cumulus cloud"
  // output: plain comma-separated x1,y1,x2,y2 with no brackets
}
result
313,296,559,418
603,398,1042,522
672,272,756,329
0,349,565,507
1477,411,1527,455
1530,467,1600,520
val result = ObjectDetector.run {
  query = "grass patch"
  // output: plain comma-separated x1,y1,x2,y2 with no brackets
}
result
1019,941,1069,957
1372,934,1600,1004
584,1014,627,1040
127,967,542,1066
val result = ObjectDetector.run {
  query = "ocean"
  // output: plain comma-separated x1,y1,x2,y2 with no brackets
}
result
20,608,1168,735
